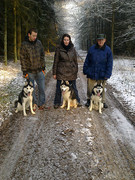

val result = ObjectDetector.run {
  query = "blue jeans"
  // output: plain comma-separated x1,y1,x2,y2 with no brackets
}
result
28,71,45,106
54,80,80,105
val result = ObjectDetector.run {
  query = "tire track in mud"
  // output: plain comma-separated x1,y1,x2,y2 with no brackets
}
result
0,116,43,180
78,63,135,180
0,62,135,180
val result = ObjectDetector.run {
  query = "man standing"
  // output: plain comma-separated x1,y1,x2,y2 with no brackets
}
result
20,28,49,110
83,34,113,108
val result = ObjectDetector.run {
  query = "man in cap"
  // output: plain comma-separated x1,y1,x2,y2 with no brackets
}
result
83,34,113,108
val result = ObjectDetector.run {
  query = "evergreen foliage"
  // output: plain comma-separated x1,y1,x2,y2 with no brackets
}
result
0,0,135,64
0,0,58,64
76,0,135,56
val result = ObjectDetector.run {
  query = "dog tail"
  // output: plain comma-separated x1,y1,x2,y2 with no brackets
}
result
14,100,18,108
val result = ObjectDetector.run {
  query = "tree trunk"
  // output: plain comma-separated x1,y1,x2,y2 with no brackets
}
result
14,0,17,63
4,0,7,66
17,16,21,60
47,40,50,53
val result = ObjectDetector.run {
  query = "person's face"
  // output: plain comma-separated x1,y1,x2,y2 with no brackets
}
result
28,31,37,42
97,39,106,48
63,36,70,46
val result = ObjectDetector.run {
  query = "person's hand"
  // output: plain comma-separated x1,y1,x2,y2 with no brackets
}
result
23,73,28,79
42,70,45,76
53,75,56,79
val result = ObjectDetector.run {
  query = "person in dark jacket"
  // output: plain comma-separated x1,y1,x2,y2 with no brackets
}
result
53,33,80,109
83,34,113,108
20,28,49,111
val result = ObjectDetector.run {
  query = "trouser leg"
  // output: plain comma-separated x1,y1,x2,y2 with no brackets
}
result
36,71,45,106
54,80,62,105
87,78,92,99
69,80,80,103
28,73,37,105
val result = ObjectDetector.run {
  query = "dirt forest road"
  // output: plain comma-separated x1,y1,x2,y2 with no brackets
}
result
0,62,135,180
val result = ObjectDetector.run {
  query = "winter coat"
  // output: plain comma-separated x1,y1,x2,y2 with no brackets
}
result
83,44,113,80
20,36,45,75
53,44,78,81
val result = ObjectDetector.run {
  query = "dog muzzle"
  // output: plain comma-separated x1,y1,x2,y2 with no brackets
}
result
27,92,31,96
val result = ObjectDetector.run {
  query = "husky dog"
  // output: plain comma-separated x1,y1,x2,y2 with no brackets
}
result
60,81,78,110
15,79,35,116
89,83,104,114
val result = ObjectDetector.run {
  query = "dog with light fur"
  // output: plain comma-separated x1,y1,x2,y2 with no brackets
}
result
89,83,104,114
60,81,78,110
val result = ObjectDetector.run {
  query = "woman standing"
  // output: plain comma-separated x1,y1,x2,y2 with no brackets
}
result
53,34,80,109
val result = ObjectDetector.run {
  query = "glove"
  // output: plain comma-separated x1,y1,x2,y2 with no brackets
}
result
23,72,28,79
42,70,45,76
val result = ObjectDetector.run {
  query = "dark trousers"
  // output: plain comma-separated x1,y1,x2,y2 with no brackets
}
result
54,80,80,105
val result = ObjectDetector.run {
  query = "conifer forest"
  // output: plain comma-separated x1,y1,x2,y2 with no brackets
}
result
0,0,135,65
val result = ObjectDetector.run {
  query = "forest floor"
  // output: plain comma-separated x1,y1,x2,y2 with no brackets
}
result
0,56,135,180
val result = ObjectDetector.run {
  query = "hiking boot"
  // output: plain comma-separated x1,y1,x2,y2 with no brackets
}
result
77,103,82,107
38,104,51,110
85,99,90,107
54,104,60,109
103,103,108,108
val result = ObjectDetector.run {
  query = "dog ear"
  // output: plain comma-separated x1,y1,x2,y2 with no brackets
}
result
29,81,33,87
65,81,69,85
94,82,97,87
24,80,28,86
61,80,63,84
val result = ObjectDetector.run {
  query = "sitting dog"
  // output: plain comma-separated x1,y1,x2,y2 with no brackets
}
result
89,83,104,114
60,81,78,110
15,79,35,116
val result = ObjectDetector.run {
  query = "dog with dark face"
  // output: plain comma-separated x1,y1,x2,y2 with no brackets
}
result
89,83,104,114
15,79,35,116
60,81,78,110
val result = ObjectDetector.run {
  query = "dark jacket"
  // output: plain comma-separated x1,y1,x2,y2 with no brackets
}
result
20,36,45,74
53,44,78,81
83,44,113,80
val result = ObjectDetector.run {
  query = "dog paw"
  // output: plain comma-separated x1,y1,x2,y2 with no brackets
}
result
24,114,27,116
32,112,36,115
67,108,70,111
60,106,64,108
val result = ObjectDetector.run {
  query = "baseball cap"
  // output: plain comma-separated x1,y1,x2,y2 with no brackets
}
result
97,34,106,39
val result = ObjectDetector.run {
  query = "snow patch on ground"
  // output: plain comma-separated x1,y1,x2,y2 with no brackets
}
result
108,58,135,112
105,108,135,150
0,55,53,126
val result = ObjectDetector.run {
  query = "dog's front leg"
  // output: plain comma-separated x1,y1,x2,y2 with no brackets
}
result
30,99,35,115
61,100,66,108
67,99,71,110
15,109,18,113
99,102,102,114
22,102,27,116
74,100,77,108
89,100,93,111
